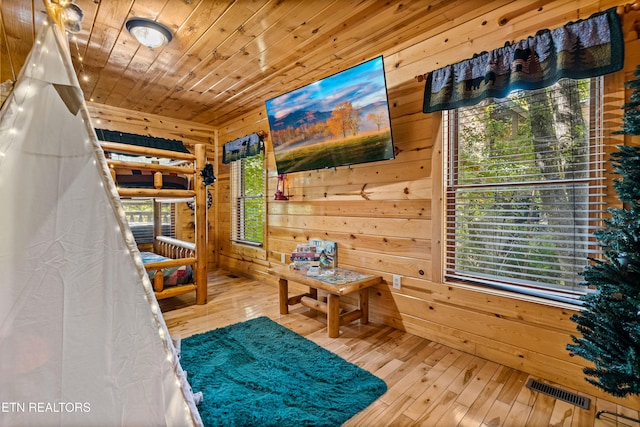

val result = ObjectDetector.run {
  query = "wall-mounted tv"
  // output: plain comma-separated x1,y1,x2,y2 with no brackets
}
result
265,56,394,174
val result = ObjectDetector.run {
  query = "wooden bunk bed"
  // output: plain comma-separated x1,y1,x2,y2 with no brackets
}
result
101,141,208,305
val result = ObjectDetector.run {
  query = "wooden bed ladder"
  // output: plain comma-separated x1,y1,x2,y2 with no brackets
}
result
193,144,208,304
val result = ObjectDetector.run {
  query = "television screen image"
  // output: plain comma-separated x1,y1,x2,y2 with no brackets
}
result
266,56,394,174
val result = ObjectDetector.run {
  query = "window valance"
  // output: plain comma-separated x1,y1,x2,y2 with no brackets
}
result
96,129,189,153
422,7,623,113
222,132,263,164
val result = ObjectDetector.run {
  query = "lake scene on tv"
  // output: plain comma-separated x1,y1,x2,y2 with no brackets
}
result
266,56,394,174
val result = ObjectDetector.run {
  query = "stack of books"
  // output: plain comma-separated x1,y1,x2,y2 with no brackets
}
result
289,240,337,272
291,245,320,271
290,244,320,271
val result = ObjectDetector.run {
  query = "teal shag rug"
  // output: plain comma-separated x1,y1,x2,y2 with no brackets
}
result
179,316,387,427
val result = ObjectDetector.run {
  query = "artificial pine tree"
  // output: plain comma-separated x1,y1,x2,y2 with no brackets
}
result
566,65,640,398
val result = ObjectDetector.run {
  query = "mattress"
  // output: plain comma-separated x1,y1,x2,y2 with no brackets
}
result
116,169,189,190
141,252,193,286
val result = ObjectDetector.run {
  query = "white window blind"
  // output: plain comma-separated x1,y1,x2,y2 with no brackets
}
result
445,78,606,302
231,153,264,246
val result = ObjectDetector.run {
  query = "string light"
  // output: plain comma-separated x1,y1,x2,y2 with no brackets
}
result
71,32,86,83
24,10,199,422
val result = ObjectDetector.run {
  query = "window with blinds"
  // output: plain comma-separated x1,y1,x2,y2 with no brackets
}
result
444,78,606,303
121,199,175,244
231,152,264,246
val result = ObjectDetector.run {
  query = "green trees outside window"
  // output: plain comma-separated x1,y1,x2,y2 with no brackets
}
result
232,152,264,245
446,78,604,301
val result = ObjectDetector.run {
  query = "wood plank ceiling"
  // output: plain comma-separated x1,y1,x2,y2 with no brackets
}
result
1,0,488,127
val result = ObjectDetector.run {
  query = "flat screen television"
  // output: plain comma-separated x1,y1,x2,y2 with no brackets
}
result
265,56,394,174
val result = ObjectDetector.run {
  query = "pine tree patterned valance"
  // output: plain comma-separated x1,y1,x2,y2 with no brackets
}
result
222,132,263,164
422,7,624,114
96,129,189,153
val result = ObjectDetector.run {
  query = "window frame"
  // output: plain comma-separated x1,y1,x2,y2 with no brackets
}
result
230,152,265,247
442,77,606,304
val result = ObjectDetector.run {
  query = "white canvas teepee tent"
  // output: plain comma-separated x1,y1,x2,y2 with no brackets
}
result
0,15,203,427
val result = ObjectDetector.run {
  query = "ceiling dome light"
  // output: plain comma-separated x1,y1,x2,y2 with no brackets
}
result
125,17,172,49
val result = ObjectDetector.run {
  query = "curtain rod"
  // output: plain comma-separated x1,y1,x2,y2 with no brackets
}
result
414,2,639,83
617,1,639,14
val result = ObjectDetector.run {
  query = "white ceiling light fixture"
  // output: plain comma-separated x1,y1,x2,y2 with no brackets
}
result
125,17,172,49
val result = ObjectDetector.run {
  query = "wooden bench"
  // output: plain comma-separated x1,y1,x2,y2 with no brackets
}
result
268,266,382,338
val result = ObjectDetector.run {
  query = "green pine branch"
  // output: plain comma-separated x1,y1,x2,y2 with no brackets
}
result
567,76,640,397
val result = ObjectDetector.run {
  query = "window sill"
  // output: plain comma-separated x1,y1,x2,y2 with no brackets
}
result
443,278,585,311
231,239,263,247
230,241,267,261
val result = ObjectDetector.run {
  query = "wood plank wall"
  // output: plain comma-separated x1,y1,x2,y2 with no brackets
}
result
85,0,640,410
216,1,640,410
87,103,219,268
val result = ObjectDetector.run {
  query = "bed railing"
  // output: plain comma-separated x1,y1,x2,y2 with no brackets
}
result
156,236,196,259
143,257,196,297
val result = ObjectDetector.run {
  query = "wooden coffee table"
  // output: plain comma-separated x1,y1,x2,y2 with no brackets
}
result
268,266,382,338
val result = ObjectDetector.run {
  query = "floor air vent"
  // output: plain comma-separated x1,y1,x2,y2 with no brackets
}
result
526,378,591,409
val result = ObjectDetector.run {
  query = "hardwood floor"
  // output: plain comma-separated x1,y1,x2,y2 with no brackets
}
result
160,270,640,427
